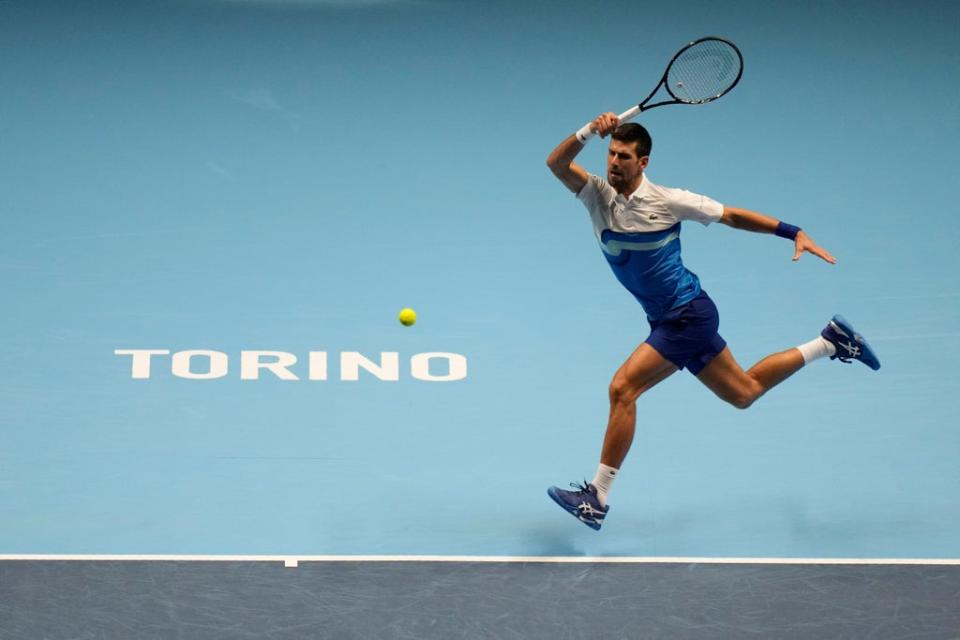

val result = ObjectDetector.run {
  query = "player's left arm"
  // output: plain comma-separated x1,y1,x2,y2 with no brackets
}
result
720,206,836,264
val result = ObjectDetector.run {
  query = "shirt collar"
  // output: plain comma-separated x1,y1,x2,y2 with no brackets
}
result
614,173,647,204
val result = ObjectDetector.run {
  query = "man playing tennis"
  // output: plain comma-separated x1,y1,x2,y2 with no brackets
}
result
546,112,881,530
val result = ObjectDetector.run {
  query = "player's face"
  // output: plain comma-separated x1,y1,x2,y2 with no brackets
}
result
607,139,648,191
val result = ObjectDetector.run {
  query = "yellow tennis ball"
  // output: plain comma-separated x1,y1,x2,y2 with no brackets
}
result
398,308,417,326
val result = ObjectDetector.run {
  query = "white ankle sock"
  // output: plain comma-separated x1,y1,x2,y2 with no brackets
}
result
591,464,618,506
796,336,836,364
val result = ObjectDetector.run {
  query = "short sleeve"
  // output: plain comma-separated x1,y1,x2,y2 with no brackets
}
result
576,174,612,210
664,187,724,226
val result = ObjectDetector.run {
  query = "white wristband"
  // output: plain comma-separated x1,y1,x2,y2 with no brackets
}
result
575,123,595,144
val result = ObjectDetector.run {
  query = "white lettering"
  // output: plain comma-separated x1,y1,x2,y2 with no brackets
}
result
410,352,468,382
115,349,467,381
171,350,228,379
114,349,171,379
240,351,299,380
340,352,400,381
309,351,328,381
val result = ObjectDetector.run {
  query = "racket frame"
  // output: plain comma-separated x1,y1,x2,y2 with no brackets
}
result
576,36,743,143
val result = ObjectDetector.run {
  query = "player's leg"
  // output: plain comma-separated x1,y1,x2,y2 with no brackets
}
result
601,342,678,468
547,343,677,530
696,345,803,409
697,314,882,408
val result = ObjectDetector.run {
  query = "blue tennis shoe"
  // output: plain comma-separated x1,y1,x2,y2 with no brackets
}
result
821,314,881,371
547,482,609,531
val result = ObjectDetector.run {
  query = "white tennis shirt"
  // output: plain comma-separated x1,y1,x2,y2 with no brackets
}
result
575,173,724,319
577,173,724,240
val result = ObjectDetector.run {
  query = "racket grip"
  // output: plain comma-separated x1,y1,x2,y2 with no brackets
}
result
617,105,641,123
575,123,596,143
577,105,642,143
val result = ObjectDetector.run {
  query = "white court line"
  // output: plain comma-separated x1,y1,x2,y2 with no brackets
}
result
1,555,959,565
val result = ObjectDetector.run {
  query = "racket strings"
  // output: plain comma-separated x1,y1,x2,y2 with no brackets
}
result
666,40,742,103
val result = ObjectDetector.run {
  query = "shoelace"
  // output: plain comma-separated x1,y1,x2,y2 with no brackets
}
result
831,340,861,364
568,480,592,493
828,322,856,364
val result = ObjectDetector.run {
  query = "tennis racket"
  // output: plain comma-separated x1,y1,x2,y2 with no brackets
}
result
576,36,744,143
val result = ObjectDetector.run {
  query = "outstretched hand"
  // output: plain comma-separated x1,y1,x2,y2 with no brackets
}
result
793,231,836,264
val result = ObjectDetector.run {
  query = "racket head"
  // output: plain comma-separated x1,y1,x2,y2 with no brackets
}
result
663,37,743,104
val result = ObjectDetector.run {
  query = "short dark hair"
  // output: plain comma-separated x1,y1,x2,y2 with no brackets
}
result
611,123,652,158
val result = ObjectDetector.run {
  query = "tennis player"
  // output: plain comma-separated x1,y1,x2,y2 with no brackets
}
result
546,112,880,530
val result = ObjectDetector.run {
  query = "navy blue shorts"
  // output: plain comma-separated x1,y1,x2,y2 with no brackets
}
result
645,291,727,375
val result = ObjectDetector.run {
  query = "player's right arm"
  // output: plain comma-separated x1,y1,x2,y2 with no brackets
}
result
546,135,589,194
546,113,619,194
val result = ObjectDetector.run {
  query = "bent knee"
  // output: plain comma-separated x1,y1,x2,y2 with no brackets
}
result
725,381,764,410
609,377,640,406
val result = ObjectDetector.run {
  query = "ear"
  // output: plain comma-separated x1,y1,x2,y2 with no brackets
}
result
639,155,650,169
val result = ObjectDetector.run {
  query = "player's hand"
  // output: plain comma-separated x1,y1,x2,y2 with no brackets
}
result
793,231,836,264
591,112,620,137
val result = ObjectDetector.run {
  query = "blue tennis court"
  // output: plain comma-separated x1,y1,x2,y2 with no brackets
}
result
2,0,959,636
